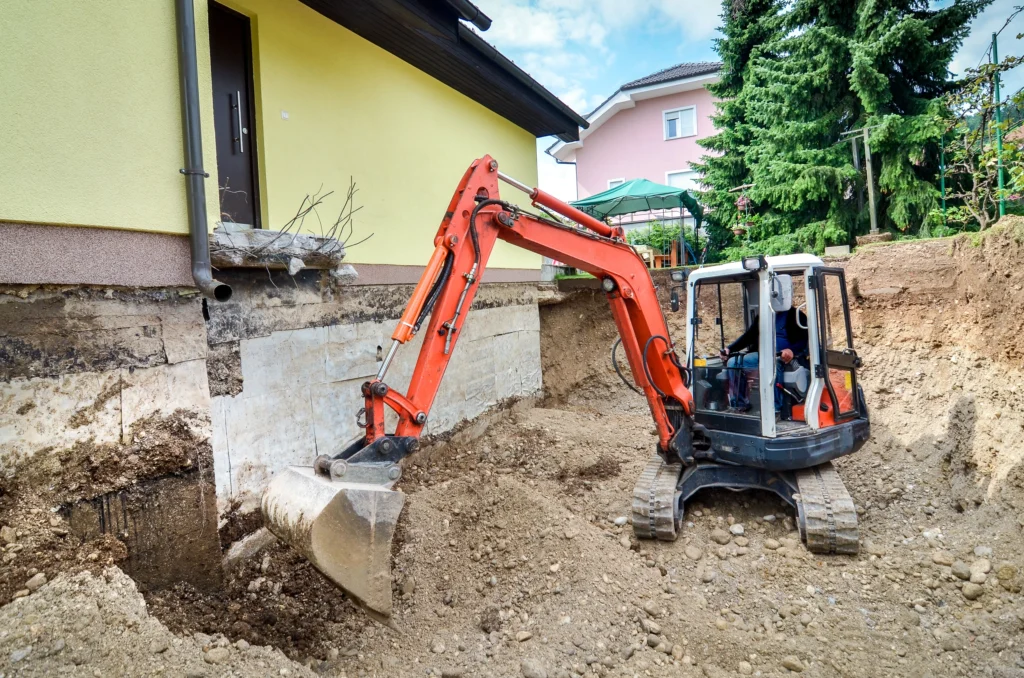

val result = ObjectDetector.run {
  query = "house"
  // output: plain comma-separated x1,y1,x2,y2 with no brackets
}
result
0,0,583,588
547,62,721,231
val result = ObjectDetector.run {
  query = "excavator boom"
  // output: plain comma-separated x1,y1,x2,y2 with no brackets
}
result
262,156,697,616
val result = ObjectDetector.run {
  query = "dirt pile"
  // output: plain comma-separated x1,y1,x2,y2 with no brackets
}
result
0,567,313,677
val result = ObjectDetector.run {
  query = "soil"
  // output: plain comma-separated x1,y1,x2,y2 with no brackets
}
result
4,220,1024,678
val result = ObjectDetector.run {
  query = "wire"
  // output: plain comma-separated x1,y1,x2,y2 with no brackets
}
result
611,338,643,395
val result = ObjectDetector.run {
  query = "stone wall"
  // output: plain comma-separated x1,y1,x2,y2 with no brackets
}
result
1,272,544,538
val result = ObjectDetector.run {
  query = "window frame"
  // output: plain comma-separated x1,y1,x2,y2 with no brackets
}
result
663,106,697,141
607,178,626,189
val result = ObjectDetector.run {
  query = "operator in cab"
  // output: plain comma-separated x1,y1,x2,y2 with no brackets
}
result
718,275,808,414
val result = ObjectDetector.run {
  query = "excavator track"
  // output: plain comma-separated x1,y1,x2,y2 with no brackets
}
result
795,462,859,555
631,453,683,541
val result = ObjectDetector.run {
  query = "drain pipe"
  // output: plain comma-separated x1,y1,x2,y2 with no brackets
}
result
175,0,231,302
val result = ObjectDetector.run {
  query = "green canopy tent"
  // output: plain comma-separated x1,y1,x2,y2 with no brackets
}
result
570,179,702,225
570,178,703,263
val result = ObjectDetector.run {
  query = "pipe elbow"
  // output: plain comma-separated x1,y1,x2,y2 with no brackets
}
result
191,265,232,302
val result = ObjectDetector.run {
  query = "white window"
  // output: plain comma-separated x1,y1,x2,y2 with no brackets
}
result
663,106,697,140
666,169,699,191
608,178,626,189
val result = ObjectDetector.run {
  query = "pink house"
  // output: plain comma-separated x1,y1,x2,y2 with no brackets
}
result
547,62,721,229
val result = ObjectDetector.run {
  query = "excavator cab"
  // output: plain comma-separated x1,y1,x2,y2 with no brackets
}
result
641,255,869,553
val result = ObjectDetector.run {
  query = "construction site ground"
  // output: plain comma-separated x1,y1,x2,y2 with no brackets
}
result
2,220,1024,678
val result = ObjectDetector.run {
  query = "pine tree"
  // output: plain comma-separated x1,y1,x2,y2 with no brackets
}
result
700,0,988,255
694,0,783,252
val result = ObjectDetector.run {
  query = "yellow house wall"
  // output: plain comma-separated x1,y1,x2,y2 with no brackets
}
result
0,0,541,270
223,0,539,269
0,0,220,236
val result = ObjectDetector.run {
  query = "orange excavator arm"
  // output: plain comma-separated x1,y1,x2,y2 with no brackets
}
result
262,156,698,618
364,155,694,459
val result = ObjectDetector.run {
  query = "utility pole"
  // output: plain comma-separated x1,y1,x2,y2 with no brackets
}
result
992,31,1006,217
851,138,864,214
842,126,879,234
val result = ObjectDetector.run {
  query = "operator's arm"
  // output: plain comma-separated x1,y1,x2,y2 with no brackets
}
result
725,314,759,355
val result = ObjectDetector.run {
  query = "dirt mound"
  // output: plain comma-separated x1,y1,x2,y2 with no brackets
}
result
0,567,312,676
847,216,1024,365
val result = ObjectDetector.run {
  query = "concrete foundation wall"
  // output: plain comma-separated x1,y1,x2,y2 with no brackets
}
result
209,303,541,508
1,274,543,520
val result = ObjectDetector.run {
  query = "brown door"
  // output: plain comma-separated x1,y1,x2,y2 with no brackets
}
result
209,2,259,227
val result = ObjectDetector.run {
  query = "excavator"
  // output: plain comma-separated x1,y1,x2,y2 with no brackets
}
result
261,156,870,618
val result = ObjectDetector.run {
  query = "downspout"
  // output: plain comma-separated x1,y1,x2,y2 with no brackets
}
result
174,0,232,301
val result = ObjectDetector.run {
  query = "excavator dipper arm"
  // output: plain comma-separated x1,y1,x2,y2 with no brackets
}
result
262,156,696,617
369,155,693,454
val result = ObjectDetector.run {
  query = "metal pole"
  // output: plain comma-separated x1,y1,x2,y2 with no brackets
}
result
940,134,947,229
863,129,878,234
992,31,1005,218
851,138,864,214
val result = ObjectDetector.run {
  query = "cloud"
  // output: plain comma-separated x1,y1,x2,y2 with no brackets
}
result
477,0,723,115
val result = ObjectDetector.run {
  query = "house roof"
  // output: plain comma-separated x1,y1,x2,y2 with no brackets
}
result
547,61,722,161
298,0,587,142
620,62,722,90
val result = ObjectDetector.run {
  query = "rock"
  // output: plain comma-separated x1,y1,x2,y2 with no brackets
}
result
614,516,628,526
204,647,230,664
646,634,661,648
974,545,992,558
996,563,1017,581
235,640,250,652
10,647,32,663
962,583,984,600
431,640,446,654
521,658,548,678
970,572,987,584
641,619,662,635
684,546,703,561
700,569,717,583
710,529,731,545
864,541,886,557
549,563,561,573
0,525,16,544
765,539,781,550
516,631,533,642
932,550,955,566
11,589,30,600
729,524,745,536
671,645,684,660
441,669,466,678
25,573,47,591
619,536,631,549
400,575,416,596
781,656,805,672
150,639,170,654
936,631,962,652
763,514,777,523
734,536,749,547
738,660,753,675
951,561,971,580
970,559,992,576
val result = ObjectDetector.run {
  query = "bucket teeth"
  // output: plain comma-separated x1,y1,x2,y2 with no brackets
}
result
795,462,859,555
631,453,683,541
261,466,406,617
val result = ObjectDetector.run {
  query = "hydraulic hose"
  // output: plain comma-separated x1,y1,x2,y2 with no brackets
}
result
414,250,455,332
611,338,643,395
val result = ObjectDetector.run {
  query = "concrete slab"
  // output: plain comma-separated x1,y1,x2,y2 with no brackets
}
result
239,326,327,396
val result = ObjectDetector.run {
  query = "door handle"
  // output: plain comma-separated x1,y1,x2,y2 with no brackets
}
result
236,91,244,154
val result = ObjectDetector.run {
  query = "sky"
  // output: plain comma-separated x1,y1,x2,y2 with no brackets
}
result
473,0,1024,201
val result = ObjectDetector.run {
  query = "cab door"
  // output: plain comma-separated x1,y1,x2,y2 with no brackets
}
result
810,268,863,423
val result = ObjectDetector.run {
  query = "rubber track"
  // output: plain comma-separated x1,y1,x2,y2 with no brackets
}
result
631,453,683,541
795,462,859,555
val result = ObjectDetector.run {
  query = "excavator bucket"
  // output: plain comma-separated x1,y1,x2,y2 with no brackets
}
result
261,466,405,617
